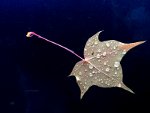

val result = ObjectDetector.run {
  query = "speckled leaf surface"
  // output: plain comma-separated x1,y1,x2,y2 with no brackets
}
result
70,31,145,98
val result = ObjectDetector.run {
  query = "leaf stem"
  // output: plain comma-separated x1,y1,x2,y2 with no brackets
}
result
26,32,84,61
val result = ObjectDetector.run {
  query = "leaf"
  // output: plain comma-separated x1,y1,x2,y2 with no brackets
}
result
26,31,145,99
70,31,145,98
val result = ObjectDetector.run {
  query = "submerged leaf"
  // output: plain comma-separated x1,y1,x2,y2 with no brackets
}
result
26,31,145,99
70,31,145,98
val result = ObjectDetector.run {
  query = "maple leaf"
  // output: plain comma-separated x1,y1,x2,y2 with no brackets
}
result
26,31,145,99
70,31,145,98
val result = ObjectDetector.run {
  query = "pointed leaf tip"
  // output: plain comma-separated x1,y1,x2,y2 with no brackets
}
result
120,83,135,94
120,40,146,51
135,40,146,45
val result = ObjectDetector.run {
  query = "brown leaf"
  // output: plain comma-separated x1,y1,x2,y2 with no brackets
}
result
70,31,145,98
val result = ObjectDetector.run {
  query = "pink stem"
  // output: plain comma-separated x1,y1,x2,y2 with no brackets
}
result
26,32,84,61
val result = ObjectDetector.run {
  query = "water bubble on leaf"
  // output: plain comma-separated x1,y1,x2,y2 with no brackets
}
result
89,64,93,69
89,73,93,77
102,52,107,56
94,41,98,45
106,42,110,47
79,72,82,75
28,31,145,99
76,76,80,81
122,50,126,54
105,67,110,72
114,62,120,67
118,83,121,87
98,49,101,52
96,54,100,58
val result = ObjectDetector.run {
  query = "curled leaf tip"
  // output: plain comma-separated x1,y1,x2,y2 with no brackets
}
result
100,30,104,32
26,32,34,38
97,30,104,34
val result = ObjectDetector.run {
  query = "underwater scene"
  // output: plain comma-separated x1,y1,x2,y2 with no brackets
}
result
0,0,150,113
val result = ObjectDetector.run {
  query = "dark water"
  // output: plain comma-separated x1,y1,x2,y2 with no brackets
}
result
0,0,150,113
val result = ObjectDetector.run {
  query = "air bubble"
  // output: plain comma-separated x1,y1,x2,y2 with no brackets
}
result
105,67,110,72
104,62,107,65
122,50,126,55
94,41,98,45
106,42,110,47
89,65,93,69
114,62,119,67
118,83,121,87
76,76,80,81
89,73,93,77
96,54,100,58
98,49,101,52
102,52,107,56
79,72,82,75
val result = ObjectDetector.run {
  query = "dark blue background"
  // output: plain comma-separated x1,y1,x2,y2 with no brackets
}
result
0,0,150,113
